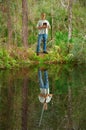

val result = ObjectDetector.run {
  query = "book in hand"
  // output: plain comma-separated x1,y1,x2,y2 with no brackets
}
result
43,22,47,26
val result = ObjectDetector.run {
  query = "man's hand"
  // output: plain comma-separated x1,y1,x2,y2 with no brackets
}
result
38,25,47,29
43,25,47,28
39,93,53,98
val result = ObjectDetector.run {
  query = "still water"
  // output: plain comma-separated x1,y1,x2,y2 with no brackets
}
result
0,65,86,130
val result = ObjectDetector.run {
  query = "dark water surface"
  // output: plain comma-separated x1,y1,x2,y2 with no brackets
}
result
0,65,86,130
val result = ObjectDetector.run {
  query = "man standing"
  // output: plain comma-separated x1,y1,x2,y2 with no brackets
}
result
36,13,51,55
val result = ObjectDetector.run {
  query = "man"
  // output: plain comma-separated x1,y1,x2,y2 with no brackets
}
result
36,13,51,55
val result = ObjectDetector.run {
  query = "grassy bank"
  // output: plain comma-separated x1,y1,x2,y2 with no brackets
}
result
0,44,85,69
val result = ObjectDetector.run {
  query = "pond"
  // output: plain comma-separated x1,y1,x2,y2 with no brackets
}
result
0,64,86,130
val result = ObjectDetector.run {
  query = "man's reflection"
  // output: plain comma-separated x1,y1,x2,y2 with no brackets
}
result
38,68,53,126
38,68,52,110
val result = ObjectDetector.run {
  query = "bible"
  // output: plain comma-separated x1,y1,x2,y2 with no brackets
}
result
43,22,47,26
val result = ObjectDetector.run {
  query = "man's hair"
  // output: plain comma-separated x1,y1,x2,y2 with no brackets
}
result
43,102,48,110
41,13,46,16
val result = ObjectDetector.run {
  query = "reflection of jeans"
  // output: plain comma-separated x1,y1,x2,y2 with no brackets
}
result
36,34,48,53
38,70,49,89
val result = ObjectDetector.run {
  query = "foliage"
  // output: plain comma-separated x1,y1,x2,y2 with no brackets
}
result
0,0,86,68
0,47,18,69
55,31,68,45
0,42,85,69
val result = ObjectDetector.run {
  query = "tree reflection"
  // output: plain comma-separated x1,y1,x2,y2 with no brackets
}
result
66,72,73,130
0,79,14,130
21,78,28,130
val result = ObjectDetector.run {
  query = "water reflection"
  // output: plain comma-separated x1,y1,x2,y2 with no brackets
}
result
67,73,73,130
38,68,53,126
22,78,28,130
0,65,86,130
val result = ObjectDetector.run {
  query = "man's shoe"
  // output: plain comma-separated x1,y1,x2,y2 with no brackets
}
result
43,51,48,54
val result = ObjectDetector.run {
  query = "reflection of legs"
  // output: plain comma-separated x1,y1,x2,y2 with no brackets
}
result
36,34,43,53
43,34,48,52
44,71,49,89
38,70,44,88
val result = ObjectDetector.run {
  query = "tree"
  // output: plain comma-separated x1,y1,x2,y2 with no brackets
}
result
22,0,28,47
68,0,73,42
6,0,13,45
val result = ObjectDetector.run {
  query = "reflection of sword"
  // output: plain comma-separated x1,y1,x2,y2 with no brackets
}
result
39,105,44,127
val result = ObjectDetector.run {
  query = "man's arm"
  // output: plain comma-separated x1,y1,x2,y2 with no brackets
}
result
37,21,48,29
38,25,47,29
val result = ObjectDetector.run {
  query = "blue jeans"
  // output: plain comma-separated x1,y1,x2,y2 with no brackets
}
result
38,70,49,89
36,34,48,53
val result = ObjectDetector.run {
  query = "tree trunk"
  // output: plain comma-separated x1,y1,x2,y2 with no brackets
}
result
51,14,53,40
22,0,28,47
68,0,73,42
6,0,13,45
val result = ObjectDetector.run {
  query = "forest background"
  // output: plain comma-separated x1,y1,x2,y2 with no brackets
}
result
0,0,86,69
